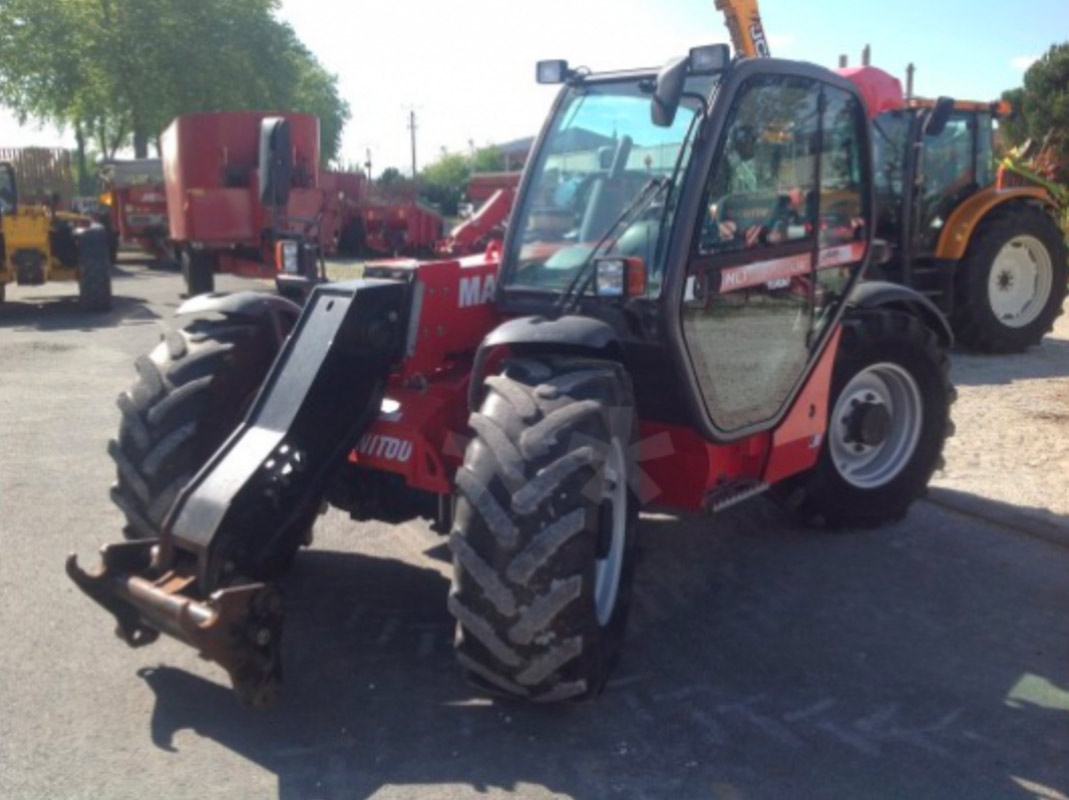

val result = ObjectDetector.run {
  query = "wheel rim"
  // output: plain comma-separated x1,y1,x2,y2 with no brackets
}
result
987,235,1053,328
594,438,627,626
829,363,923,489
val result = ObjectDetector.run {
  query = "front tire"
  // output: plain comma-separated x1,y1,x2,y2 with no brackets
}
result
451,357,638,702
952,204,1068,353
181,248,216,297
774,310,953,528
109,313,293,547
77,228,113,312
78,253,112,312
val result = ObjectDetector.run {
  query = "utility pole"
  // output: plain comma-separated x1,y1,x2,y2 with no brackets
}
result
364,147,373,183
408,109,418,180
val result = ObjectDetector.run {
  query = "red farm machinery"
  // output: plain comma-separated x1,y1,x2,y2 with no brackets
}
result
160,112,446,298
97,159,170,263
71,43,956,706
437,171,521,257
161,111,329,298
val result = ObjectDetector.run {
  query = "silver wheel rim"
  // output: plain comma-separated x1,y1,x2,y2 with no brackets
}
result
987,235,1053,328
594,438,627,626
829,363,923,489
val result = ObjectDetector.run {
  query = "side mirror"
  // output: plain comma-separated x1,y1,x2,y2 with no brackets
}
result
923,96,955,138
594,256,646,298
259,117,293,208
651,56,689,128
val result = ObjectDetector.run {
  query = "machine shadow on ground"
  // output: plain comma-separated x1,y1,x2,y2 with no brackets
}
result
136,495,1069,800
0,267,160,332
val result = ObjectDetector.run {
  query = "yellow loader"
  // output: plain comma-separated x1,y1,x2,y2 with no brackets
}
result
0,160,112,310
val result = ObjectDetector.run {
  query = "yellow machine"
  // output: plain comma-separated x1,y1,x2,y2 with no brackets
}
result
0,160,112,310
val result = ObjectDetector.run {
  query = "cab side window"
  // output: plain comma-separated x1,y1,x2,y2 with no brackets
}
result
697,75,819,256
813,87,867,337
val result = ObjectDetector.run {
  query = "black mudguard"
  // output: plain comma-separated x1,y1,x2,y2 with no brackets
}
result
469,314,622,408
849,280,954,347
177,290,303,344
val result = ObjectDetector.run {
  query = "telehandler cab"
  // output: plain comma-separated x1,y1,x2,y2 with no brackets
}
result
69,47,954,706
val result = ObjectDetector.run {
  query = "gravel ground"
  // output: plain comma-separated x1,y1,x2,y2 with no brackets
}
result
933,311,1069,520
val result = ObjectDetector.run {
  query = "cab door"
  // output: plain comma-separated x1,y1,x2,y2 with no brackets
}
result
679,68,870,438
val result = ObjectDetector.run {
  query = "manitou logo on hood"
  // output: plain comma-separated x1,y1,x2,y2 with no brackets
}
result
458,274,496,308
357,433,413,463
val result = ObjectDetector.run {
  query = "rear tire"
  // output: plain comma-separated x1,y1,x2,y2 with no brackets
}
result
451,357,638,702
952,205,1067,353
337,217,365,257
773,310,953,528
78,254,112,312
109,313,296,566
182,248,216,297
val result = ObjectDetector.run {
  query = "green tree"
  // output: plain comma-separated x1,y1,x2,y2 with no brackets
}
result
378,167,404,186
471,145,504,173
417,145,510,215
420,152,470,215
998,87,1028,152
1001,42,1069,163
0,0,350,164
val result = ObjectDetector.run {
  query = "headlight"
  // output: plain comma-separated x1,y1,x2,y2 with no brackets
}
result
275,240,299,274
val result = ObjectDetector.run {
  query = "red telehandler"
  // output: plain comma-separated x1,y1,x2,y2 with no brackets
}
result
69,43,954,706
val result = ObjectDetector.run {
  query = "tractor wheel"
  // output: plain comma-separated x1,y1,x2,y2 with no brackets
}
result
107,229,120,265
77,229,113,312
337,217,365,257
451,357,639,702
181,248,216,297
773,309,953,528
952,205,1068,353
109,311,298,571
78,252,112,312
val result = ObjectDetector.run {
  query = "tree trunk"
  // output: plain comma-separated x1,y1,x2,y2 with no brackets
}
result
74,122,91,196
133,129,149,159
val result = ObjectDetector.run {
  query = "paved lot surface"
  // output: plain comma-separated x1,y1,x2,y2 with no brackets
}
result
1,260,1066,800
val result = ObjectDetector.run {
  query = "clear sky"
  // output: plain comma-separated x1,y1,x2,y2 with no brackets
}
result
1,0,1066,173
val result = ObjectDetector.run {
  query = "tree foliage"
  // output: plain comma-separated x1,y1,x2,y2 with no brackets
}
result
0,0,349,164
419,146,506,215
1001,42,1069,163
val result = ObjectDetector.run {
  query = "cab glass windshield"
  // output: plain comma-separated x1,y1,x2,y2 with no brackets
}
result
502,75,715,296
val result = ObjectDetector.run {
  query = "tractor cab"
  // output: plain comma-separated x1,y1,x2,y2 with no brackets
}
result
872,99,997,275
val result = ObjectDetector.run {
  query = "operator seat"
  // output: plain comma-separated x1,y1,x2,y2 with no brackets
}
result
578,136,634,243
